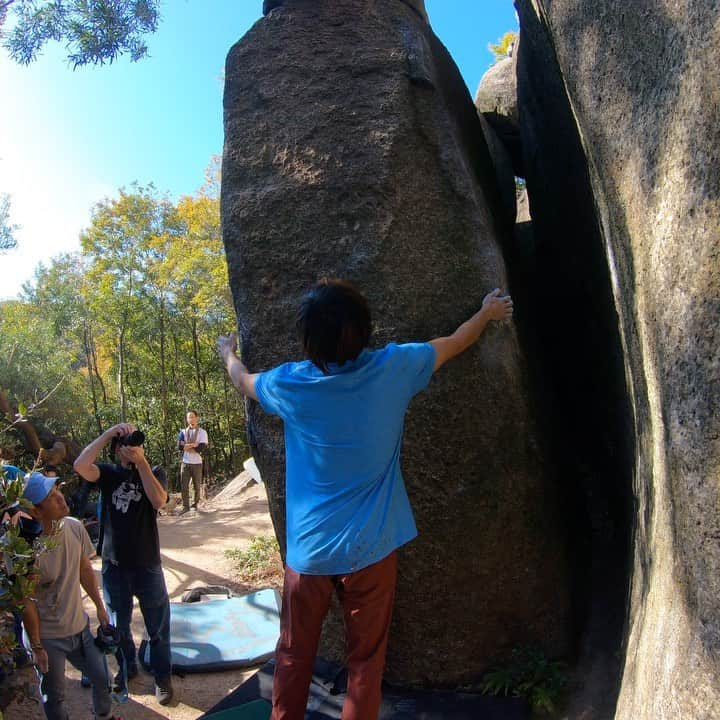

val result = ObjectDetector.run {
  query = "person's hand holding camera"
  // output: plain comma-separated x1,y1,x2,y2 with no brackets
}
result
96,603,110,629
104,423,136,444
118,444,147,467
2,506,43,542
2,507,33,527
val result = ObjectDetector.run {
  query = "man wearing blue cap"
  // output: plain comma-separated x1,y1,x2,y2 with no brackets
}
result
21,471,121,720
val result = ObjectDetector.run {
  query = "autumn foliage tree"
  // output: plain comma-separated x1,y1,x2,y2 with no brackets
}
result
488,30,518,62
1,176,246,484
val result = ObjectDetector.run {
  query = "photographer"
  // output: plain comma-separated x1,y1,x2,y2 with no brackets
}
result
19,471,120,720
74,423,173,707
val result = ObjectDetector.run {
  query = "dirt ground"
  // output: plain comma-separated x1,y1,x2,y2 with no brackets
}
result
6,473,281,720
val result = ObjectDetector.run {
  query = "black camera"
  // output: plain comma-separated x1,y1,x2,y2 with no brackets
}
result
110,430,145,455
94,623,121,654
4,504,43,543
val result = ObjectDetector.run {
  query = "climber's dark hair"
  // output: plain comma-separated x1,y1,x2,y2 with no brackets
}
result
296,278,371,374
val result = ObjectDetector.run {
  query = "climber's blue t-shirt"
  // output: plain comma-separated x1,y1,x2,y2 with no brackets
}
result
255,342,435,575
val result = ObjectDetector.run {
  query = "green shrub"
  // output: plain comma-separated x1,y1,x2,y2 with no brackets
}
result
224,535,280,578
0,467,54,710
481,645,568,717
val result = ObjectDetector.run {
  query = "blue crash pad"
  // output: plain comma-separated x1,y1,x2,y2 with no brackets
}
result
140,588,281,673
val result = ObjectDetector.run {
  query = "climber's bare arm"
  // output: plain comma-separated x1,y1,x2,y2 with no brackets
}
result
430,289,513,372
217,333,259,401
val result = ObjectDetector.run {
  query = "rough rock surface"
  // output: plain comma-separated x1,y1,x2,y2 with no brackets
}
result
478,112,516,228
264,0,429,23
475,55,517,124
516,1,720,717
475,50,523,176
223,0,570,684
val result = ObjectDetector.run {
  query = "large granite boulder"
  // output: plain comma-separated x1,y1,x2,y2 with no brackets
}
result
475,56,517,124
475,48,523,176
264,0,428,23
478,111,517,227
223,0,570,684
515,1,720,717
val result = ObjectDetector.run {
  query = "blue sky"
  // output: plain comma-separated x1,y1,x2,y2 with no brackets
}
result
0,1,517,298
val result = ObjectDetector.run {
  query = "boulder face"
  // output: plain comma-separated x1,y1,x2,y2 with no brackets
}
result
475,49,523,176
515,0,720,717
265,0,429,23
477,112,517,227
223,0,570,684
513,11,634,717
475,56,517,123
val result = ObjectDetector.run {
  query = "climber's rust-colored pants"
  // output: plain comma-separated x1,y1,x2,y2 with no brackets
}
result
270,551,398,720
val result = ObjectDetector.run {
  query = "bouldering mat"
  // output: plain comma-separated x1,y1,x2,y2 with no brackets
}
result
140,588,281,673
200,658,529,719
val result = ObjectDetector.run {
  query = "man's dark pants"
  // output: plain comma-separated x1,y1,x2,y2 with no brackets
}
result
102,560,172,680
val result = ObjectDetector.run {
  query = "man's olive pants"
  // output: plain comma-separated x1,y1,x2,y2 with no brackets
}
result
180,462,202,510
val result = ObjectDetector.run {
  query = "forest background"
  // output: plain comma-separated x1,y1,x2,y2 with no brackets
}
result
0,163,245,485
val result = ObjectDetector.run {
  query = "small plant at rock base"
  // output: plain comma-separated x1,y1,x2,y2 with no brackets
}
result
481,644,568,717
225,535,281,581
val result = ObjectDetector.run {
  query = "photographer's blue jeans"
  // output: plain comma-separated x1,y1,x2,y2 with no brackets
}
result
101,560,172,680
41,623,112,720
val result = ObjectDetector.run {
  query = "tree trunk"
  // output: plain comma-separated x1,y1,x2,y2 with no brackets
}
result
83,320,103,435
0,389,42,457
117,325,127,422
191,317,202,395
222,372,235,466
89,326,108,406
158,298,169,467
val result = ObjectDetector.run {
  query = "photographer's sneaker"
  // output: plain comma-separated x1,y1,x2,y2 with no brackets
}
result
155,676,174,706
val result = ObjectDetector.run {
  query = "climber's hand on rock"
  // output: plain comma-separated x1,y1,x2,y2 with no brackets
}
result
482,288,514,322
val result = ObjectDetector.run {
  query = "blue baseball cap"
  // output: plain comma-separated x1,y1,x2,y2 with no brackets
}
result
23,472,58,506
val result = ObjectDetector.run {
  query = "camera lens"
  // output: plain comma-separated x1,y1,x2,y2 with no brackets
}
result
126,430,145,447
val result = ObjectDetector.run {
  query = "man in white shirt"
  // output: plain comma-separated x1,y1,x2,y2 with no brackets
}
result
177,410,208,514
